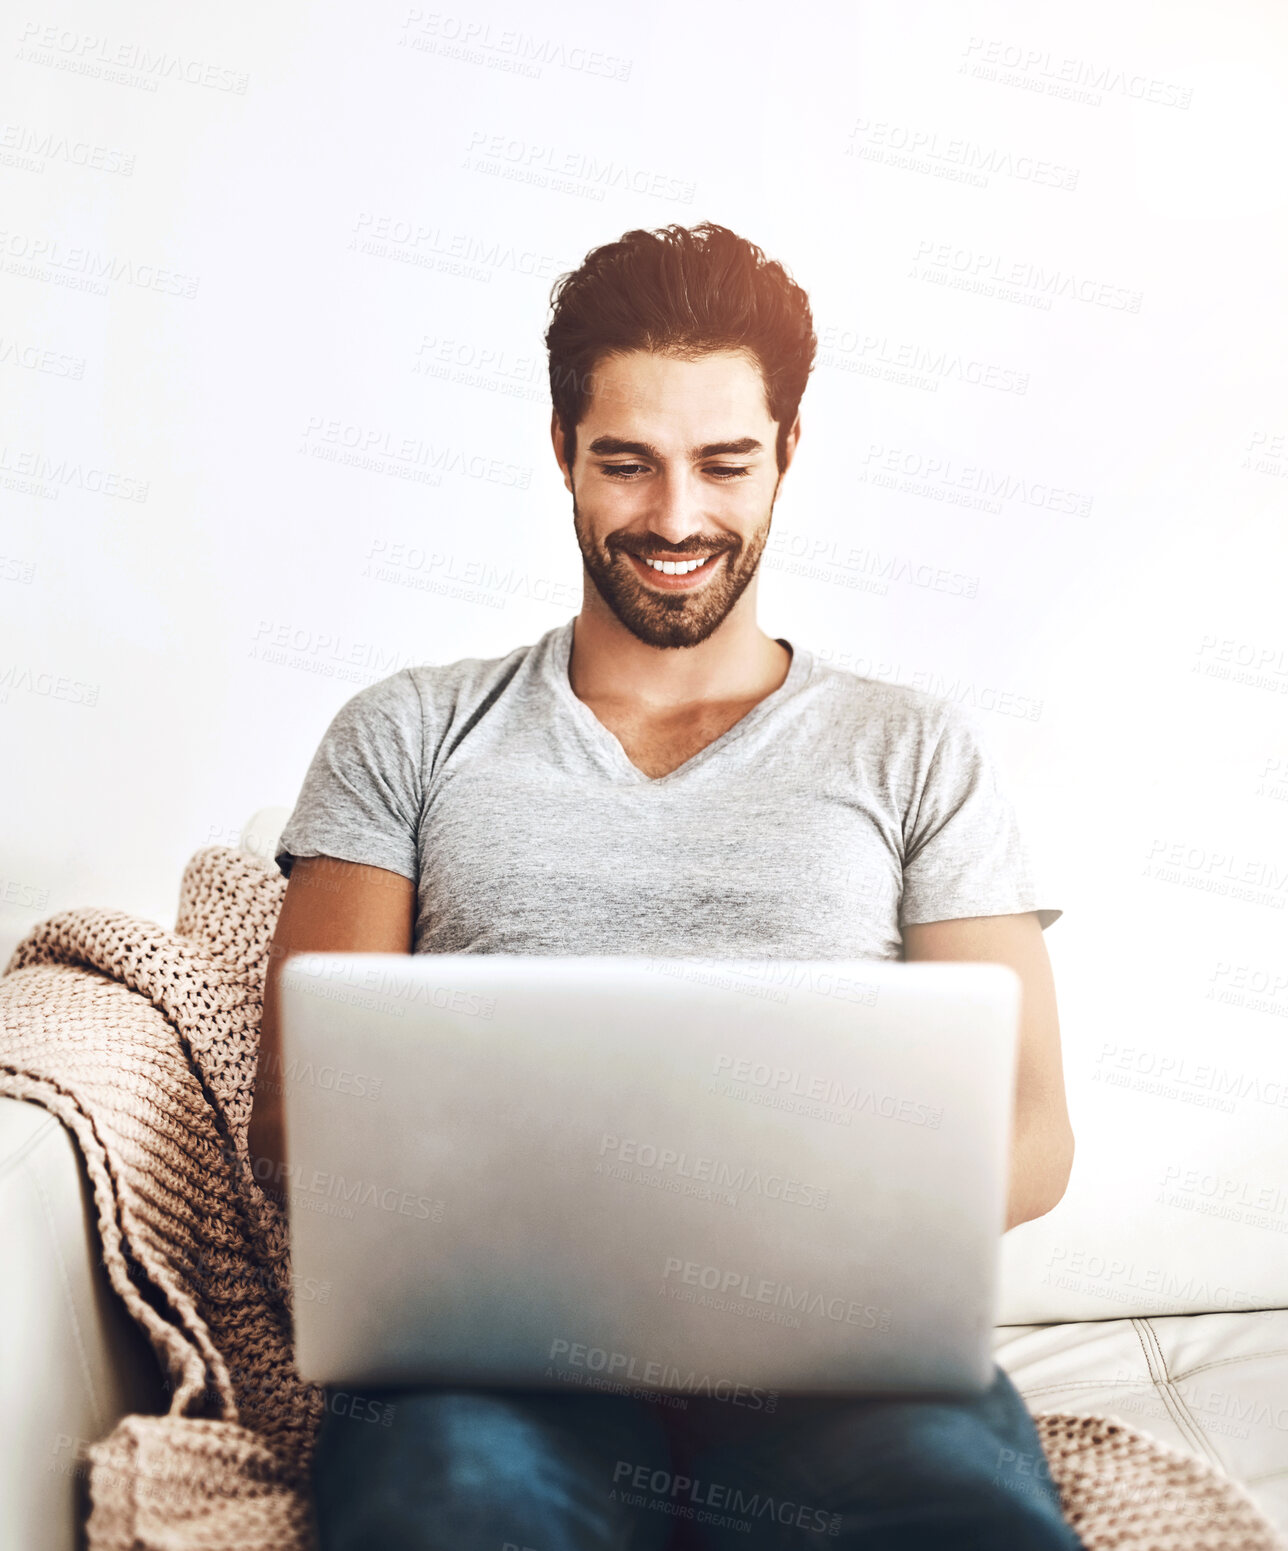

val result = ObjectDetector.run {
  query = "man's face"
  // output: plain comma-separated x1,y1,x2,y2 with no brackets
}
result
553,349,797,650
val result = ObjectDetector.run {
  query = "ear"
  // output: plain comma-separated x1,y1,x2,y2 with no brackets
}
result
780,414,802,473
551,411,573,492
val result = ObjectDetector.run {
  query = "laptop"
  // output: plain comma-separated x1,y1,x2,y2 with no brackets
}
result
277,953,1020,1398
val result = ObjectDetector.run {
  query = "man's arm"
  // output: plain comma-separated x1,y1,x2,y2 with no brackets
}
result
901,911,1074,1232
248,855,416,1201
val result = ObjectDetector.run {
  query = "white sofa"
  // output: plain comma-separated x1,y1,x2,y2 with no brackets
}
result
3,808,1287,1548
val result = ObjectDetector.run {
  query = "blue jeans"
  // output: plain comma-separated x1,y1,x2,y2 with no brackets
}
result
311,1364,1084,1549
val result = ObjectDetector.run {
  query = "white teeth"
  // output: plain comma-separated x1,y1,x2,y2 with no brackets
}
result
644,555,709,575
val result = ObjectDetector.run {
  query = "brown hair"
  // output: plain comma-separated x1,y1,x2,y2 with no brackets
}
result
545,221,816,473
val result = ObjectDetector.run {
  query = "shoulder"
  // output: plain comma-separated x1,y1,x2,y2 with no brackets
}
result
323,667,424,742
405,636,537,711
329,636,536,731
800,657,1003,816
807,655,958,759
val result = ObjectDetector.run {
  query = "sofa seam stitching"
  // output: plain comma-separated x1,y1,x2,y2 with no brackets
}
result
0,1105,63,1180
1171,1349,1288,1383
1135,1317,1223,1470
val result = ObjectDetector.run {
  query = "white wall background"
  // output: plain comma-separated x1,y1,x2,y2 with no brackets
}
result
3,3,1287,1314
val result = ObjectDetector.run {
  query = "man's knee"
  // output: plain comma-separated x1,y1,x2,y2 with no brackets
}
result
381,1390,571,1485
315,1389,548,1484
947,1468,1076,1548
313,1390,592,1549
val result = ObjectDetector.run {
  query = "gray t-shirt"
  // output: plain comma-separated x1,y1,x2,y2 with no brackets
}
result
275,618,1060,961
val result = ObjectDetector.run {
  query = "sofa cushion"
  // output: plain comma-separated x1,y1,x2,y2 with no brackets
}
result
0,1097,166,1551
994,1307,1288,1538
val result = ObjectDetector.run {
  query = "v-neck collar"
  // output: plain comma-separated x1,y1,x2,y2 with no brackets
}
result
542,617,814,786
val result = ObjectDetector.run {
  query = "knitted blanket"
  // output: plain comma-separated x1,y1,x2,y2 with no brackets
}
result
0,843,1283,1551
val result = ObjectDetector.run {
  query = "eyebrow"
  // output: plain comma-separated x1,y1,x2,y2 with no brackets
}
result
586,435,764,460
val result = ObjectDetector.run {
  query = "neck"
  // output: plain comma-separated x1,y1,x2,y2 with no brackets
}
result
568,592,791,712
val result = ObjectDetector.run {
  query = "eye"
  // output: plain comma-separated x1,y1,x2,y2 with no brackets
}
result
600,463,752,482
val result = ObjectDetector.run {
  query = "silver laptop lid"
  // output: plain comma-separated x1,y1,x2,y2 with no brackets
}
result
278,954,1020,1397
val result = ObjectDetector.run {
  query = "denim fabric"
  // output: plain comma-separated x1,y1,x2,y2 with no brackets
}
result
311,1363,1084,1550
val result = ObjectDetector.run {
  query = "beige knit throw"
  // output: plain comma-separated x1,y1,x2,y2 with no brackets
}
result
0,845,1282,1551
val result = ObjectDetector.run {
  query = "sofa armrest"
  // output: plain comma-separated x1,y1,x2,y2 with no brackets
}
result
0,1095,167,1551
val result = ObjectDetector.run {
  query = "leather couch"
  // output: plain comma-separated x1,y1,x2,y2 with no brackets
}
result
4,810,1286,1548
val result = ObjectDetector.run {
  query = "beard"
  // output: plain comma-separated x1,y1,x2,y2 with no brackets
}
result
571,486,778,650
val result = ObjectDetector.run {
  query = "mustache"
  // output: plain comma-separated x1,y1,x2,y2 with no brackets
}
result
611,539,735,559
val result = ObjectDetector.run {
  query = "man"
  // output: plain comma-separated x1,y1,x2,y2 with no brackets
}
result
250,222,1080,1548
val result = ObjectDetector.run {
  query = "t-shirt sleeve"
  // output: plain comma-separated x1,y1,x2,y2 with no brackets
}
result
900,702,1061,931
275,669,423,883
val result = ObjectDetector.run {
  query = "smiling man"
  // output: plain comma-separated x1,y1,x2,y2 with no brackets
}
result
561,346,797,785
256,222,1081,1548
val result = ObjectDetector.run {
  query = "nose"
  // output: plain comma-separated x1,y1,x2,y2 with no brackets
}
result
644,468,712,551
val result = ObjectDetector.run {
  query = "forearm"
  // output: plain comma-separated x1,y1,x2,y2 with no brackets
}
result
245,858,415,1205
247,1090,286,1202
248,944,289,1203
1004,1116,1075,1232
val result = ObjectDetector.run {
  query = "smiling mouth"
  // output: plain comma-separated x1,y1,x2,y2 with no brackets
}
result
623,550,726,590
636,551,720,575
